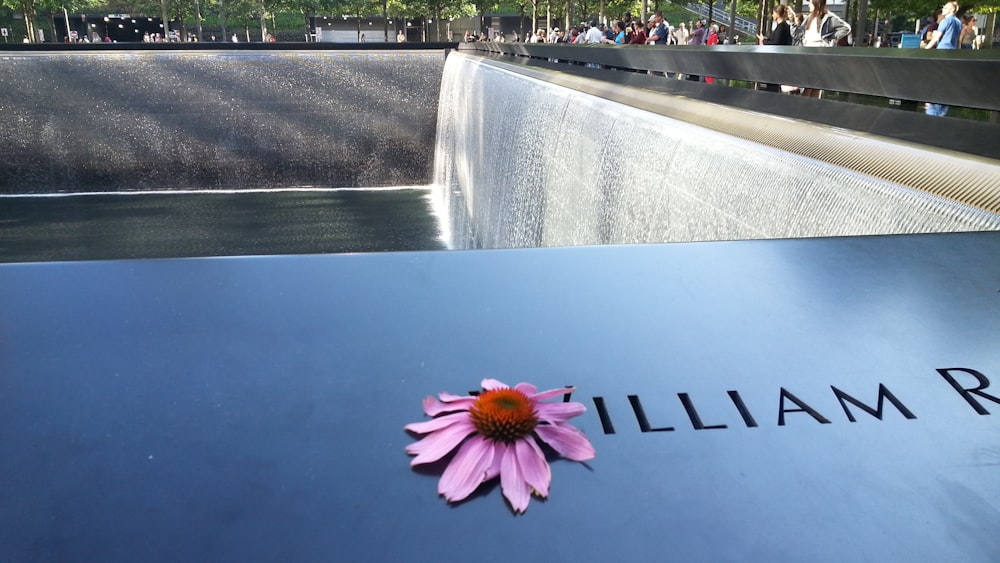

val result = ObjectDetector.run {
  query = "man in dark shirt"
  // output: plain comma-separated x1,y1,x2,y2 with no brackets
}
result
648,12,668,45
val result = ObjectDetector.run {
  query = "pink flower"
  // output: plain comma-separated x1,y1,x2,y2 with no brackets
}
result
405,378,595,513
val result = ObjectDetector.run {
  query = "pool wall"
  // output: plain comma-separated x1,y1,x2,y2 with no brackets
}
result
0,49,446,193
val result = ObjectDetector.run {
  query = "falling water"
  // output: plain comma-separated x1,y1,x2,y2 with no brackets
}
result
432,53,1000,250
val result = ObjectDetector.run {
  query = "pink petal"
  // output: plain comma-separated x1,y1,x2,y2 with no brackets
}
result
484,442,506,481
516,438,551,498
438,391,471,402
423,394,475,417
535,401,586,424
514,382,538,395
535,423,596,461
500,444,531,513
406,418,476,466
438,436,495,502
405,411,470,435
480,378,509,391
531,386,576,402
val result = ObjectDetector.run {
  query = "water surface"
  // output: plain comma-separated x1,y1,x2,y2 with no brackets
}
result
0,187,446,263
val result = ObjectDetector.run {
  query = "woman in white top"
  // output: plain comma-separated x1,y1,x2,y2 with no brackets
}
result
800,0,851,97
801,0,851,47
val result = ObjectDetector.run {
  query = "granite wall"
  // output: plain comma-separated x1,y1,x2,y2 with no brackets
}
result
0,49,446,193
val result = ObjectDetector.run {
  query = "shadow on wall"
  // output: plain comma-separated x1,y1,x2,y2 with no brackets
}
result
0,50,444,193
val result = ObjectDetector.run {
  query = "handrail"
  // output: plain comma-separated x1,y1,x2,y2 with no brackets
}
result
685,3,758,34
461,42,1000,112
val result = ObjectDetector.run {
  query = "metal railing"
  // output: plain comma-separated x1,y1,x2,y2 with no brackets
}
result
685,3,757,35
458,42,1000,161
462,42,1000,112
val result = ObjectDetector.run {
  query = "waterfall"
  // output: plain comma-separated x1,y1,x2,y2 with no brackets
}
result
433,52,1000,250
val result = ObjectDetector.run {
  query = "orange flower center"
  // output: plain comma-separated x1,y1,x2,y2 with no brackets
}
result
469,388,538,443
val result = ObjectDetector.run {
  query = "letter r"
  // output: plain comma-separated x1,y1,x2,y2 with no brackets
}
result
937,368,1000,415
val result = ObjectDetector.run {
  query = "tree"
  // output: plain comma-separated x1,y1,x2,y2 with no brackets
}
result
282,0,337,41
36,0,102,41
2,0,40,41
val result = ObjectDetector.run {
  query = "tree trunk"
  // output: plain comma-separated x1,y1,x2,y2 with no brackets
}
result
382,0,388,42
757,0,767,41
729,0,737,43
531,0,537,36
258,0,267,41
219,0,228,40
160,0,169,39
19,0,37,42
983,13,995,49
196,0,203,41
48,11,56,42
854,0,870,46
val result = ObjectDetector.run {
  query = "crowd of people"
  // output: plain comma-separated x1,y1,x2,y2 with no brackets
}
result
465,12,733,47
465,0,986,54
465,0,977,116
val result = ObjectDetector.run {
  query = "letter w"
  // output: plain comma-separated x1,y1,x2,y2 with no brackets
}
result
831,384,917,422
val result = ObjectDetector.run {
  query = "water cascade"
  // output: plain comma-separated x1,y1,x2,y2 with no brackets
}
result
433,52,1000,250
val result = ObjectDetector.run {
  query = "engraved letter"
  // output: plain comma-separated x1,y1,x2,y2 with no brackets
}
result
628,395,675,432
728,390,759,428
831,384,917,422
937,368,1000,415
592,396,616,434
677,393,727,429
778,388,831,425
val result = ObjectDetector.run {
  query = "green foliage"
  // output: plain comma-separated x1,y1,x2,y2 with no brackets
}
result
17,0,996,41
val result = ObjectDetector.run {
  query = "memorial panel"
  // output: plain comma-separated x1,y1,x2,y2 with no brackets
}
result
1,232,998,560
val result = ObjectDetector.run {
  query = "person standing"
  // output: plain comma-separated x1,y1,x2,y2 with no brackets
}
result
601,21,626,44
629,21,647,44
758,5,793,46
585,21,604,44
647,12,668,45
688,20,707,45
757,5,793,92
801,0,850,47
959,14,977,49
706,24,720,45
799,0,851,97
923,1,962,116
676,22,689,45
920,15,939,48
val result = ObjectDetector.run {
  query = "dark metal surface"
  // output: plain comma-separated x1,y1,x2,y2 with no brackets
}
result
468,50,1000,160
0,49,447,193
464,42,1000,112
2,232,1000,561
